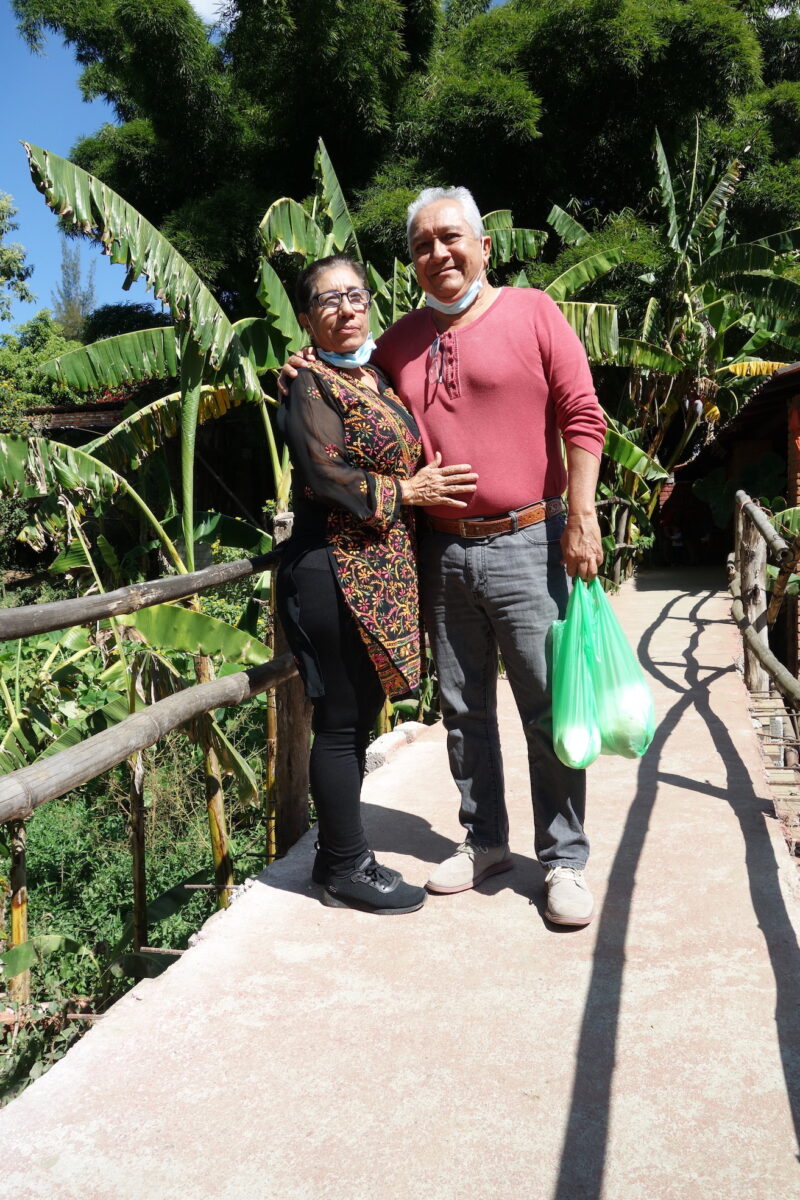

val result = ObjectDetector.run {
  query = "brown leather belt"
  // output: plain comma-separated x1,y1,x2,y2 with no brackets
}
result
427,497,565,538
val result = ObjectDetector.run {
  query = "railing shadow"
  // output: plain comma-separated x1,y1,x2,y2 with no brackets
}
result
552,580,800,1200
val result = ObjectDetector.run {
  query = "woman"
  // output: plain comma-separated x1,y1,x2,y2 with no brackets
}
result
277,254,476,914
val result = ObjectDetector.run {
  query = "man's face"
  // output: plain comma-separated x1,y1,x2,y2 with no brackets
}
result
408,200,491,304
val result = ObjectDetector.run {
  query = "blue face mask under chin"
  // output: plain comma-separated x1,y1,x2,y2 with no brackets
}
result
317,335,377,369
425,276,484,315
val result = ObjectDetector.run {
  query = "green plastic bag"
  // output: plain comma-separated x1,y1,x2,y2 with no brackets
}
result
587,577,655,759
552,579,601,769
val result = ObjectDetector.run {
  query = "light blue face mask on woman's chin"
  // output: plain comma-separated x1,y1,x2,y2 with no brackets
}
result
316,335,377,369
425,275,484,315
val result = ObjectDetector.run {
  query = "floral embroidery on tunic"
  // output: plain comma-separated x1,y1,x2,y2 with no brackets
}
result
312,363,422,697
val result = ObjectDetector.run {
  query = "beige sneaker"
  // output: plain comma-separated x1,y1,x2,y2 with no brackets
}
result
426,841,513,894
544,866,594,926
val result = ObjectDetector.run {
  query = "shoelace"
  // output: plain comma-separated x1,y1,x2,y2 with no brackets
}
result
356,861,396,887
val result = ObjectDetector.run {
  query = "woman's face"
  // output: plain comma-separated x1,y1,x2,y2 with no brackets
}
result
300,265,371,354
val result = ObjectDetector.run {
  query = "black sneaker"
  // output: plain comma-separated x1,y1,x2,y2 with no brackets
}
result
311,842,329,885
319,851,426,915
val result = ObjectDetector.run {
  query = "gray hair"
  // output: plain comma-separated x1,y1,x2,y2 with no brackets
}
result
406,186,485,253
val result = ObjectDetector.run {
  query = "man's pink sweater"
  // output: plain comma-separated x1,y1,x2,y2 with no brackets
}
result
374,288,607,520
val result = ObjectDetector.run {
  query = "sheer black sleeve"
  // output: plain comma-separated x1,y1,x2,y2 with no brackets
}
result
282,369,403,532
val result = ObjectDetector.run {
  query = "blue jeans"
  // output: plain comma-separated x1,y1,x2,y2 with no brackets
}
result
419,513,589,869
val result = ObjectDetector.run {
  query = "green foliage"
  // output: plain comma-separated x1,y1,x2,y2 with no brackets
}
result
0,193,35,322
0,310,85,411
50,236,96,340
82,302,173,344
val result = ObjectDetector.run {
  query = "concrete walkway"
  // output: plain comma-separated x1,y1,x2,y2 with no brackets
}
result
1,568,799,1200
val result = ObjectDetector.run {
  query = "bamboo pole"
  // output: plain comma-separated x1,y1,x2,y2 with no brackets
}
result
728,565,800,707
766,532,800,627
0,552,280,643
129,751,148,953
734,490,792,563
271,514,312,856
265,575,279,866
0,655,297,824
736,494,770,695
195,654,234,910
8,820,30,1006
375,698,393,737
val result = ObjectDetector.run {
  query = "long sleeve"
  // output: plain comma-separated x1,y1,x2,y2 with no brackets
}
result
535,292,607,459
282,369,403,533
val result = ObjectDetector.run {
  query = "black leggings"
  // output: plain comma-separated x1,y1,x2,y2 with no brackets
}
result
291,552,386,870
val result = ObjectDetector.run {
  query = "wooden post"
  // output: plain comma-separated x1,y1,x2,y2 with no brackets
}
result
129,751,148,953
9,820,30,1006
272,514,312,856
737,496,770,695
195,654,234,909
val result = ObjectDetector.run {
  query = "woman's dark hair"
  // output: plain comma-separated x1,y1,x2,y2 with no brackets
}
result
294,255,368,313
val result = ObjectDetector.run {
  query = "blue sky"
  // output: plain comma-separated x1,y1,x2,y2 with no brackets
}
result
0,0,220,334
1,0,503,335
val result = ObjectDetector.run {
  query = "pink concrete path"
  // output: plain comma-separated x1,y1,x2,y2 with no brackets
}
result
1,568,799,1200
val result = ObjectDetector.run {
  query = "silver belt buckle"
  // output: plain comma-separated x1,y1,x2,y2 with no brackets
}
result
508,508,519,534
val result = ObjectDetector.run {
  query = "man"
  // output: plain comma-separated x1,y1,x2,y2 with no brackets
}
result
284,187,606,925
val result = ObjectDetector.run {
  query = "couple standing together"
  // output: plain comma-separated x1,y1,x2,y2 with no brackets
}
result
277,186,606,927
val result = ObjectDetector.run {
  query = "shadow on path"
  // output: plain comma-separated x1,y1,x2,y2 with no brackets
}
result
552,580,800,1200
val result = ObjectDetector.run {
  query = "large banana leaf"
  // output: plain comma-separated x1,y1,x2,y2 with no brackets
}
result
603,427,670,482
256,260,305,350
770,507,800,535
725,360,786,377
640,297,661,342
233,316,292,378
37,694,139,759
121,604,272,665
555,302,619,362
545,249,624,302
367,258,422,331
0,434,183,569
39,326,178,391
259,197,327,259
2,934,94,979
725,272,800,317
756,227,800,254
546,204,590,247
23,143,261,402
685,158,742,247
653,130,680,253
615,339,685,374
84,385,242,474
312,138,360,256
692,242,776,285
159,511,272,555
0,434,42,500
483,210,547,265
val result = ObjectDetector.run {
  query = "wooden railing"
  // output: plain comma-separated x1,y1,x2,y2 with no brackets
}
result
1,539,312,1005
727,489,800,707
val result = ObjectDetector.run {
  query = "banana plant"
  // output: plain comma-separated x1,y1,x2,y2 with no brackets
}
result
259,138,361,262
24,143,267,574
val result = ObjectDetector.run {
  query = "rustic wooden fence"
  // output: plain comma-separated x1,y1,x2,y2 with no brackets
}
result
727,489,800,709
1,536,311,1006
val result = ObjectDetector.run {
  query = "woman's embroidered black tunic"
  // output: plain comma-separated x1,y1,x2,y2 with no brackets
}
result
277,362,422,700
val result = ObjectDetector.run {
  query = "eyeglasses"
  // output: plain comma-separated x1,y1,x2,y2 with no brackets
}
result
428,334,445,384
312,287,372,312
